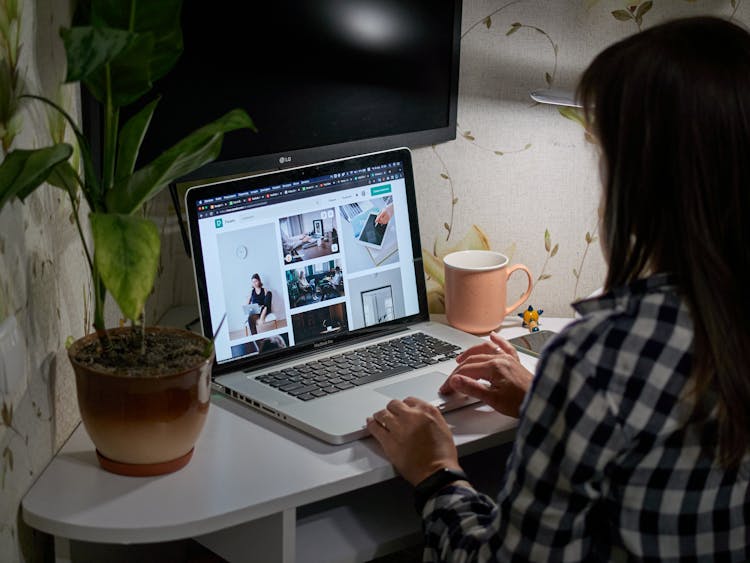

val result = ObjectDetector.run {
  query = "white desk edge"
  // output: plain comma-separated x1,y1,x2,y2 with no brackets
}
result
22,317,574,546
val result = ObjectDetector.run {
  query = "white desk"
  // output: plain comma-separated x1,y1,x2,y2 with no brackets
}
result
22,317,573,562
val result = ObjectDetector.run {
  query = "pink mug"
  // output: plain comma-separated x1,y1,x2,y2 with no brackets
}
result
443,250,533,334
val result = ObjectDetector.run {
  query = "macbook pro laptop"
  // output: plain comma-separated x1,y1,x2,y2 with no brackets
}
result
185,148,485,444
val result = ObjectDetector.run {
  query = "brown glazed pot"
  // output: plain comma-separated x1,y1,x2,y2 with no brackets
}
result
68,327,214,476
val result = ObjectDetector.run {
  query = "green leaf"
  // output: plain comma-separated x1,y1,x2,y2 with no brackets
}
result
506,26,519,36
538,274,552,281
116,96,160,181
440,173,449,179
545,72,552,86
636,0,653,18
0,144,73,208
494,150,504,156
90,0,183,83
544,229,551,252
91,213,160,321
47,160,80,193
83,31,156,107
60,26,134,83
551,243,559,257
484,16,491,29
558,106,586,128
585,231,593,243
106,109,256,214
20,94,101,203
65,0,184,108
612,9,633,21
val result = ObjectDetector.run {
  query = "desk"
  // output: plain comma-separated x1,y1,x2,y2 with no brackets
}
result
22,317,573,562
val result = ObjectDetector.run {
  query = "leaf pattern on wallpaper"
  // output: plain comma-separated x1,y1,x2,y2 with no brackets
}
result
611,1,653,31
573,223,600,300
505,23,559,88
457,123,533,157
527,229,559,302
432,145,457,241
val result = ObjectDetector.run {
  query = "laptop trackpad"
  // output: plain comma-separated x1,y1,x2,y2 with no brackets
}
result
375,372,447,406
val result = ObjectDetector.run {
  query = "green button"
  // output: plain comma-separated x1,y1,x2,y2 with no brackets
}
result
370,184,392,196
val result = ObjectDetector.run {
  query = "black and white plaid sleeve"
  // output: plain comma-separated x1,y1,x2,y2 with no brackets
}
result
422,328,628,562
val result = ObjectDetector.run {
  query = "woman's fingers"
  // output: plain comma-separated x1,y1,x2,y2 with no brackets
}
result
448,374,495,403
489,332,520,361
455,341,504,363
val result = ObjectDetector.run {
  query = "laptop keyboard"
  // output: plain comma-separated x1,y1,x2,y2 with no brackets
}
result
254,332,461,401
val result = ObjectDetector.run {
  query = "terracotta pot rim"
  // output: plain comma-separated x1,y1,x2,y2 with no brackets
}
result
68,326,214,380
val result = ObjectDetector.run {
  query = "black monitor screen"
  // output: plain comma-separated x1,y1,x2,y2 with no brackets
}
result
114,0,461,179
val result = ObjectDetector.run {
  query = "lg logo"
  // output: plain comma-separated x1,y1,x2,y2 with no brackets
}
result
278,156,292,164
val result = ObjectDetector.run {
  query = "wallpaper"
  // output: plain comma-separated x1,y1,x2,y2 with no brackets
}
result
0,1,747,560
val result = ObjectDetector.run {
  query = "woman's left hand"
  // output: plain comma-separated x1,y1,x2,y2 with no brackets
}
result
367,397,461,486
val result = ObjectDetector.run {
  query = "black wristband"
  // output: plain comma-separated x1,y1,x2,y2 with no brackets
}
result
413,467,469,514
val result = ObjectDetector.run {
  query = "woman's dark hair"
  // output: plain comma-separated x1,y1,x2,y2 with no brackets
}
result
251,273,263,288
578,16,750,468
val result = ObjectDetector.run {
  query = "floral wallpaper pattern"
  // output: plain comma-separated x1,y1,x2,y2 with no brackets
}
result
415,0,746,318
0,1,747,560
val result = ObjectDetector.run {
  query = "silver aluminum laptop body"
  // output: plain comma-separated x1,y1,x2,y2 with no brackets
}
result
185,148,485,444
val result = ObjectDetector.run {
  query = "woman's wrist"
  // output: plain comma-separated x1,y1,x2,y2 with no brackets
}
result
413,467,470,514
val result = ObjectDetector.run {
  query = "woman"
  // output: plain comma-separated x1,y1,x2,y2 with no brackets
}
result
297,270,316,302
368,17,749,561
247,273,267,334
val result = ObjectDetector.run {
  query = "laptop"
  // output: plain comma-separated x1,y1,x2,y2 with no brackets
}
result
185,148,486,444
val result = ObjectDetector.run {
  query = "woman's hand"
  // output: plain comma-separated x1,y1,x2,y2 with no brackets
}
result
367,397,461,486
440,332,533,418
375,203,394,225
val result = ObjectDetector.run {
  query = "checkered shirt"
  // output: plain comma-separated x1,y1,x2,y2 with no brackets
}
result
422,273,749,562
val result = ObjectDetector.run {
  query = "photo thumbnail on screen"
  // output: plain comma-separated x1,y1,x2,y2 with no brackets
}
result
279,208,339,264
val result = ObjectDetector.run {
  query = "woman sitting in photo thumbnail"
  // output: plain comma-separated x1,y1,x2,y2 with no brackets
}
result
367,16,750,562
297,270,317,302
247,273,268,335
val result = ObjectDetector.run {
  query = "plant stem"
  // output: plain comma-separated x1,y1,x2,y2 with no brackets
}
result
63,178,94,272
102,64,119,195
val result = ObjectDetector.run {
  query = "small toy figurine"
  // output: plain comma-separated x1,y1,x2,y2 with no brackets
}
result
519,305,543,332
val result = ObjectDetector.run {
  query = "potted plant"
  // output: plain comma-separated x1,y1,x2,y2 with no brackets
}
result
0,0,254,475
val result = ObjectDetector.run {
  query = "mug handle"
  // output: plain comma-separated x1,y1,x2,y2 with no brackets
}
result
504,264,533,316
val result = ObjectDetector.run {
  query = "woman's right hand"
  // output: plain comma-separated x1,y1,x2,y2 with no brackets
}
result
439,332,534,418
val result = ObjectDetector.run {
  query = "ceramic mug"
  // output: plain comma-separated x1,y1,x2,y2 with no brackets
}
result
443,250,533,334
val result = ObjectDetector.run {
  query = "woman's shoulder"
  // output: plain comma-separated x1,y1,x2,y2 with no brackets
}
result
537,278,694,421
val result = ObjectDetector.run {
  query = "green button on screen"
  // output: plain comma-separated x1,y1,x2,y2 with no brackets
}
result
370,184,392,196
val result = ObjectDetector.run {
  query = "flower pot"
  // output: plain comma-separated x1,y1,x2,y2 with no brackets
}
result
68,326,214,476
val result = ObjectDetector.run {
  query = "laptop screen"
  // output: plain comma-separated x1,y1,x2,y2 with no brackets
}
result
185,148,428,369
